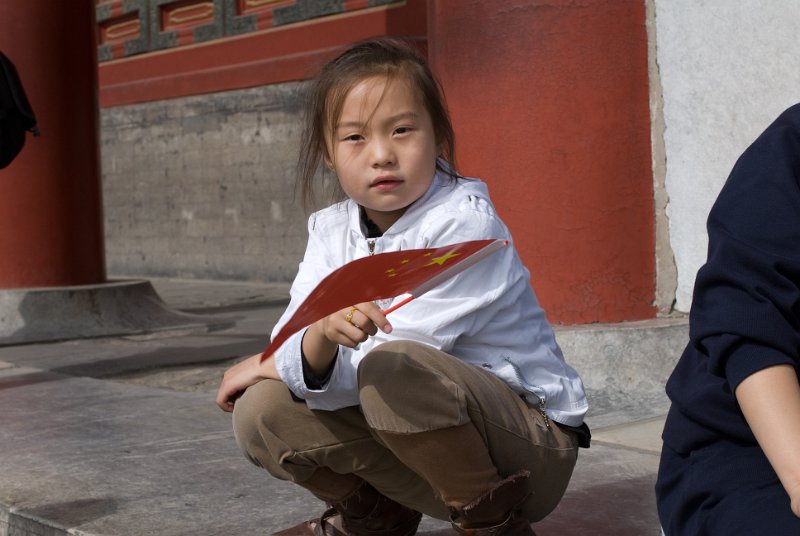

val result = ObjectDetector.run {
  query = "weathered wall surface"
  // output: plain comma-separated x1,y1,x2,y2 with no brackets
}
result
430,0,655,324
654,0,800,312
101,83,309,282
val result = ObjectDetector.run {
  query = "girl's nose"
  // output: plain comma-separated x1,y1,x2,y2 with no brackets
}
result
370,138,395,167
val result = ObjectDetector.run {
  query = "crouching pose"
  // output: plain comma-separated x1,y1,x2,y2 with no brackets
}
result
216,38,590,536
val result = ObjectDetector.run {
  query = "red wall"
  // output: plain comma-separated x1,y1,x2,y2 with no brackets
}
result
429,0,655,324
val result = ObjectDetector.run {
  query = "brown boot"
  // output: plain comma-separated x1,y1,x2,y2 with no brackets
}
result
448,471,535,535
273,480,422,536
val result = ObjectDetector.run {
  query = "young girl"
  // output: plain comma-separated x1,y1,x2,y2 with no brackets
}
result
216,38,589,536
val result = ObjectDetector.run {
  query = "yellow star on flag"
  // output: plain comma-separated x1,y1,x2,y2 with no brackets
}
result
425,251,461,266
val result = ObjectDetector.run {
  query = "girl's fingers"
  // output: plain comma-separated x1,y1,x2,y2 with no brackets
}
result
347,309,378,336
337,326,367,348
345,318,371,342
333,302,391,348
353,302,392,334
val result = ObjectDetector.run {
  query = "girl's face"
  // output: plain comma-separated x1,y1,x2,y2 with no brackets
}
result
327,75,439,233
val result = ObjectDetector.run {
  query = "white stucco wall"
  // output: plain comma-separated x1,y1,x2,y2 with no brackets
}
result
654,0,800,312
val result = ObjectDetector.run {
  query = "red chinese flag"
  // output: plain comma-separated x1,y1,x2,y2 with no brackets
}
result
260,238,508,361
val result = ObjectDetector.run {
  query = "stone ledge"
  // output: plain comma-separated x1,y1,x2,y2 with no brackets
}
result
0,505,79,536
555,317,688,428
0,279,231,346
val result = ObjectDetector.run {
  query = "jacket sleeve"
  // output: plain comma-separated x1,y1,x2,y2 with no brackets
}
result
689,114,800,391
271,214,360,405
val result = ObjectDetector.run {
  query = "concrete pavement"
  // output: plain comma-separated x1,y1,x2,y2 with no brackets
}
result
0,278,682,535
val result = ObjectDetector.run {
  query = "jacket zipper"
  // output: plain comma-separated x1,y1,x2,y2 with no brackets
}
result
368,239,395,310
504,357,550,429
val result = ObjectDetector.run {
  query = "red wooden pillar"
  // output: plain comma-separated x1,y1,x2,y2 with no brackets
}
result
0,0,106,288
427,0,655,324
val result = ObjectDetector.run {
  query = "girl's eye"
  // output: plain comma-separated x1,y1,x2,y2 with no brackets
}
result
342,133,363,142
394,126,413,135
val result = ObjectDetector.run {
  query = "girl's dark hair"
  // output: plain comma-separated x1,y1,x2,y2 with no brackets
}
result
298,37,457,210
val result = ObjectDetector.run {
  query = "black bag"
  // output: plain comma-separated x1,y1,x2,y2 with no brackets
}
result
0,51,39,169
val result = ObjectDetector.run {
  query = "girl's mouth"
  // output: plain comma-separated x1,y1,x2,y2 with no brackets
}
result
370,177,402,191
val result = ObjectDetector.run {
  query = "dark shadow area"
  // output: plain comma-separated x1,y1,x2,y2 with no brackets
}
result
50,339,268,379
176,298,288,315
27,497,119,527
534,475,660,535
0,370,66,391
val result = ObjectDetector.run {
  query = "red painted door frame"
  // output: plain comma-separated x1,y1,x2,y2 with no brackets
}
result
0,0,106,288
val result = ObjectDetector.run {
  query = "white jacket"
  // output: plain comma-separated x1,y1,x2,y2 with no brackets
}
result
273,171,588,427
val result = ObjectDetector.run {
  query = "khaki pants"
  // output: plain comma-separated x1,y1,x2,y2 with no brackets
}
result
233,340,578,522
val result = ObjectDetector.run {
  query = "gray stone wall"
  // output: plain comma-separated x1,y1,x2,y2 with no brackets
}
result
651,0,800,312
100,82,311,282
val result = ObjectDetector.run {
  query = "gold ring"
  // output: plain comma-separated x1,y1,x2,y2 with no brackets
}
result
344,307,356,324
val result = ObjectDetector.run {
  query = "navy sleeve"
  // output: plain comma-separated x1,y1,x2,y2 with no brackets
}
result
691,112,800,390
663,103,800,452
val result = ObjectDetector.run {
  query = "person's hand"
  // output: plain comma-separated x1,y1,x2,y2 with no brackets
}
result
215,353,280,412
788,481,800,518
737,364,800,519
301,302,393,378
313,301,392,349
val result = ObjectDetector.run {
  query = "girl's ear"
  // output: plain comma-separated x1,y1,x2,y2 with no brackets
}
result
323,138,335,169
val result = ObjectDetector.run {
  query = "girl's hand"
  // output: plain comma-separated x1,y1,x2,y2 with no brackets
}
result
215,353,281,412
317,301,392,349
302,302,393,378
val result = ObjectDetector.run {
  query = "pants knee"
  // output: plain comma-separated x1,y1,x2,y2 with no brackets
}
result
232,379,290,466
358,341,469,433
358,340,421,388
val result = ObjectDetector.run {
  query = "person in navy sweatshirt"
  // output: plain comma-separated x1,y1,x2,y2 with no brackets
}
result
656,103,800,535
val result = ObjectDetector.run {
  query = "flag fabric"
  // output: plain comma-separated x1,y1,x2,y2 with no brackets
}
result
260,238,508,361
